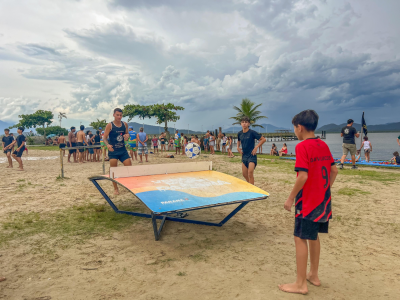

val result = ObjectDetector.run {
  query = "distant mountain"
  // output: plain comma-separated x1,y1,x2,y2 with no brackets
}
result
223,123,291,133
0,120,13,132
84,121,199,135
317,122,400,133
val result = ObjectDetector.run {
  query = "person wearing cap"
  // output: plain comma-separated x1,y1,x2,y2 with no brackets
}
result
340,119,360,169
127,126,138,161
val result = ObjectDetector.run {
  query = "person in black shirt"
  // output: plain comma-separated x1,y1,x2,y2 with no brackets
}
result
392,151,400,165
237,116,266,184
339,119,360,169
103,108,132,195
10,127,26,171
2,128,14,168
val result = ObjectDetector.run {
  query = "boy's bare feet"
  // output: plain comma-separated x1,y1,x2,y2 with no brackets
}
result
114,190,119,195
0,277,5,282
306,272,321,286
6,165,12,168
278,282,308,295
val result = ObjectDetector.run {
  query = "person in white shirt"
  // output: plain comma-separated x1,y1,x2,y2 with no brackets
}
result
360,136,372,162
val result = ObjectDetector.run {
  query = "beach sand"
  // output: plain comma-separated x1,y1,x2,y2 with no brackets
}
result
1,149,399,299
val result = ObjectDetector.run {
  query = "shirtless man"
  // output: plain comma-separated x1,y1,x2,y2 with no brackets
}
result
217,131,223,151
103,108,132,195
2,128,13,168
76,125,87,164
58,133,66,157
68,127,77,163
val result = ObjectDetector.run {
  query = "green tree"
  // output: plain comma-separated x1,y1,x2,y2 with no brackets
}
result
230,98,267,128
123,103,184,138
36,126,68,136
13,110,54,137
151,103,184,138
89,119,108,131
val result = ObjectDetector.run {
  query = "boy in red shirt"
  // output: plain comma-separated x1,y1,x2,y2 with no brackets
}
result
279,110,338,295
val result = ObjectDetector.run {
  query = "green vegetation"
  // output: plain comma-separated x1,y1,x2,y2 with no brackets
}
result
11,110,54,137
177,271,187,276
339,169,400,182
89,118,107,131
36,125,68,136
337,188,371,196
0,203,142,250
230,98,267,128
189,252,208,262
25,145,60,151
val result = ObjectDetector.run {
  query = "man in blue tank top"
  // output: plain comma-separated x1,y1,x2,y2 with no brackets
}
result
103,108,132,194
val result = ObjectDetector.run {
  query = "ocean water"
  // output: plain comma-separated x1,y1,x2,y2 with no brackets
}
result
231,132,400,160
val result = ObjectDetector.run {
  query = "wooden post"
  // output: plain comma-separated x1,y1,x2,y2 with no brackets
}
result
60,149,64,178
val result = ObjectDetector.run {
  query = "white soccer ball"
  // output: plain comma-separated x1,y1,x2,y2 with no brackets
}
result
185,142,201,159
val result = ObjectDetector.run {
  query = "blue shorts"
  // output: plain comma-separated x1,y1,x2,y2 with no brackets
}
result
89,148,94,154
294,218,329,240
242,154,257,169
108,149,130,163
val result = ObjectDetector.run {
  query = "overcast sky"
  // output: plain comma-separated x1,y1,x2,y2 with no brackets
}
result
1,0,399,130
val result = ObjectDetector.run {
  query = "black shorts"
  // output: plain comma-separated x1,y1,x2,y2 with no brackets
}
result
161,141,165,145
153,145,158,148
242,154,257,169
294,218,329,240
77,142,85,153
59,143,66,149
108,149,130,163
3,149,12,154
69,143,76,153
13,147,25,158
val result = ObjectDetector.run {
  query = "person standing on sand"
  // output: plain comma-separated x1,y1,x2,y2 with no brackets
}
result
2,128,14,168
217,131,223,151
159,132,166,154
58,133,66,157
10,127,26,171
127,126,138,162
175,130,181,155
360,136,372,162
339,119,359,169
76,125,87,164
237,117,266,185
103,108,132,195
138,127,148,163
68,127,77,163
279,109,338,295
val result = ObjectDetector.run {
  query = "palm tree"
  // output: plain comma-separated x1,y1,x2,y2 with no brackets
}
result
230,98,267,128
58,112,67,127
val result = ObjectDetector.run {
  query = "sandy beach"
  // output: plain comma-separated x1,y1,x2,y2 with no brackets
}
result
1,149,399,300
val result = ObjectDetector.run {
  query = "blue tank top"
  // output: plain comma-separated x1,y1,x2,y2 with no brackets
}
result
109,122,126,151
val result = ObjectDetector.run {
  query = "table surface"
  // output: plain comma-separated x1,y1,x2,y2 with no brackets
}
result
114,170,269,214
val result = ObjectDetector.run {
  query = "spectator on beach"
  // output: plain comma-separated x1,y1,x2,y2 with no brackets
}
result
222,133,227,154
194,135,200,145
68,127,77,163
93,130,101,162
360,136,372,162
181,134,186,155
58,133,66,157
203,134,209,153
152,135,159,154
227,136,235,158
209,132,215,154
339,119,360,169
2,128,14,168
270,143,278,156
279,143,288,156
138,127,148,163
182,136,188,155
391,151,400,165
169,137,173,150
217,131,223,151
159,132,166,154
174,130,181,155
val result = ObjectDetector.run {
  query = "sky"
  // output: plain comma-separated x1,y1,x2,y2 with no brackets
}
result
0,0,399,131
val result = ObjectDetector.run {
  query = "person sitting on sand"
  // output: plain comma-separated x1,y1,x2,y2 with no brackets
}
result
279,143,288,156
270,143,278,156
360,136,372,162
164,154,174,158
280,109,338,295
391,151,400,165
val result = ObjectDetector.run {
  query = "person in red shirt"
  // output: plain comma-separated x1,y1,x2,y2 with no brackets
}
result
279,110,338,295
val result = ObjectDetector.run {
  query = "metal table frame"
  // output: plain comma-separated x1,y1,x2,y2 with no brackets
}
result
89,176,267,241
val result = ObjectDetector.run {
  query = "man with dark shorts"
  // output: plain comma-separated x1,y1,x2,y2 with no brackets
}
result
68,127,77,163
237,116,266,185
339,119,360,169
103,108,132,195
2,128,14,168
58,133,66,157
10,127,26,171
76,125,87,164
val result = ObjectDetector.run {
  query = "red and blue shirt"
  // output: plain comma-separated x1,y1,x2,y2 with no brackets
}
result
294,138,335,222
